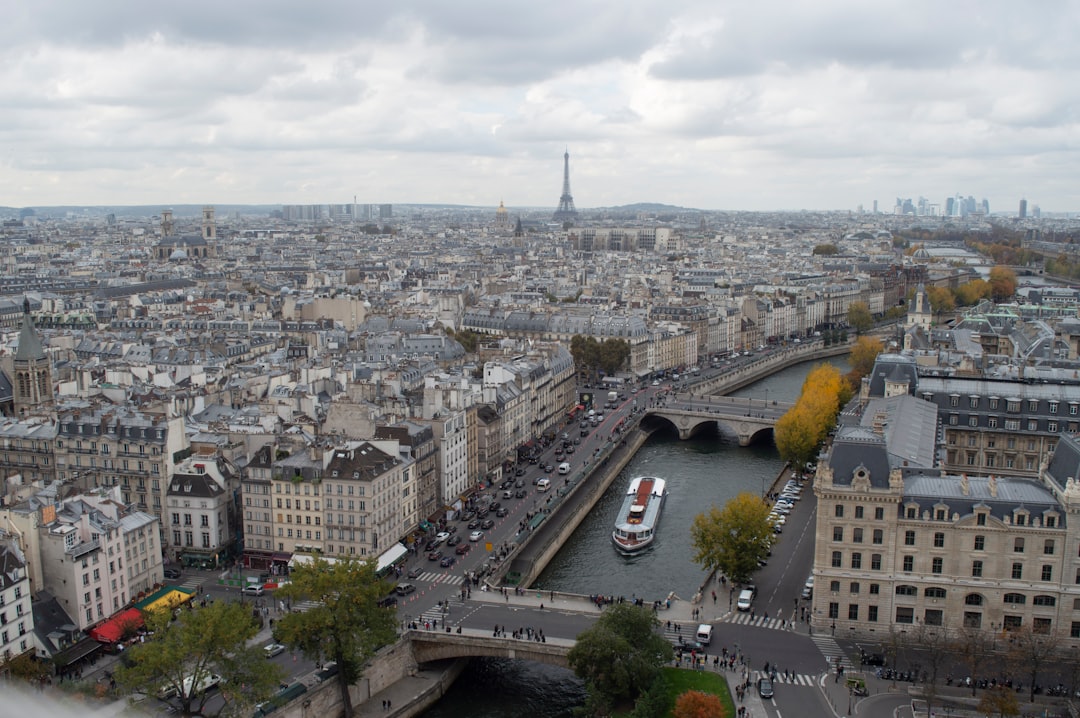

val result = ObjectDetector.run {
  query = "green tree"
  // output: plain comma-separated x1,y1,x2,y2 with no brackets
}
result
812,243,840,255
598,338,631,376
567,603,673,715
690,493,774,583
114,601,282,718
273,556,398,718
847,301,873,334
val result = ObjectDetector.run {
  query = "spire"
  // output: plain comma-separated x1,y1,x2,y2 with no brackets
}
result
553,148,578,223
15,297,45,362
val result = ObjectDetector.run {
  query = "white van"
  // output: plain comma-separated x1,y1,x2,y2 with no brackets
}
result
536,478,551,492
695,624,713,645
736,589,755,612
558,462,571,475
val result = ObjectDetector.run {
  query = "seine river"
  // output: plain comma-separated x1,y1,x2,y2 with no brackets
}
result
421,355,850,718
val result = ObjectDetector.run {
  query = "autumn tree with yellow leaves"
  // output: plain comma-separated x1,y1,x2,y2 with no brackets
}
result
775,363,850,471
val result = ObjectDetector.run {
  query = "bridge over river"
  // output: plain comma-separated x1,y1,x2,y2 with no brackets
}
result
646,394,794,444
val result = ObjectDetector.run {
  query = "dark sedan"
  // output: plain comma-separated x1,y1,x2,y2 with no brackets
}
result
427,550,443,561
480,519,495,530
439,555,457,568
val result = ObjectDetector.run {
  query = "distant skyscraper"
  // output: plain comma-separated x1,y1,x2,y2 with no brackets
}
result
552,149,578,224
872,200,878,214
1019,198,1028,219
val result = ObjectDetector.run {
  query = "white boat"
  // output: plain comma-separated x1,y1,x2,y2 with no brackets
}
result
612,476,666,553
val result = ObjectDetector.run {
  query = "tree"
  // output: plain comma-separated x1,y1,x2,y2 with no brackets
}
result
673,690,726,718
847,301,873,334
1005,628,1060,703
813,243,840,256
848,336,883,379
910,621,952,715
690,492,774,583
567,603,673,715
114,601,282,718
775,405,823,471
976,686,1020,718
926,285,955,316
598,338,631,376
274,556,398,718
949,626,995,697
988,266,1018,302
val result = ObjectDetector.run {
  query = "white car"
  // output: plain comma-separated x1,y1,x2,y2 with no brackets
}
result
264,643,286,659
469,530,484,542
434,532,451,544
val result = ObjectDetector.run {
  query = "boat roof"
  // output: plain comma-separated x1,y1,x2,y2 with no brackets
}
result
625,476,666,497
615,477,666,531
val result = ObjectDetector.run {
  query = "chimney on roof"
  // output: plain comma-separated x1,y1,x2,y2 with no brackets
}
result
988,474,998,498
871,410,888,436
960,473,970,496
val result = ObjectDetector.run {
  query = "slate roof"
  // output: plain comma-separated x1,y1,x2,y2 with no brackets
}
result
900,473,1062,525
857,394,938,470
826,426,893,488
1045,432,1080,492
866,354,918,398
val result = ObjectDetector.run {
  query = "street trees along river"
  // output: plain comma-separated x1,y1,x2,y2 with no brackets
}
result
115,599,284,718
774,362,849,472
690,491,775,585
568,603,674,716
274,556,399,718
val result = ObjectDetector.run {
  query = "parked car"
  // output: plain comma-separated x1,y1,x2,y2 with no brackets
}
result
378,595,398,608
860,650,886,666
163,567,182,580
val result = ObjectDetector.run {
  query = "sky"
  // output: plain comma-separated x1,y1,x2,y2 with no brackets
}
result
2,1,1077,212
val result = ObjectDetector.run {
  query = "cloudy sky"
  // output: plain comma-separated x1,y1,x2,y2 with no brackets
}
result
3,1,1077,212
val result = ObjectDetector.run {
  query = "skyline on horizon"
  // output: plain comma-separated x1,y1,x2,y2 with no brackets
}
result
2,2,1077,213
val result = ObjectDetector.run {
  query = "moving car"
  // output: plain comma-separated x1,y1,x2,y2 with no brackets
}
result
163,567,182,580
407,566,423,579
395,583,416,596
480,519,495,529
264,643,286,659
470,530,484,542
242,584,265,596
455,543,471,555
757,677,774,699
427,550,443,561
439,555,457,568
737,588,755,612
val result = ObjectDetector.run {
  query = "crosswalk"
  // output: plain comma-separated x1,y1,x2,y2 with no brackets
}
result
724,613,798,631
412,596,466,628
810,634,856,672
408,571,465,586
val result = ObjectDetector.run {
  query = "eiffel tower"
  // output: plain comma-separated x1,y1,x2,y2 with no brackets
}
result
552,149,579,223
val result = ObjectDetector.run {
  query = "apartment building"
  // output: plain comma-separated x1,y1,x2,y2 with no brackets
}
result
165,457,234,567
0,537,33,663
811,427,1080,646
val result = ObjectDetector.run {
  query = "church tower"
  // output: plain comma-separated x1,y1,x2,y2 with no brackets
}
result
907,283,933,331
13,298,54,415
202,206,216,241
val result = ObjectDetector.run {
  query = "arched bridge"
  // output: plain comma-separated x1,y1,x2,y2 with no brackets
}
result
407,629,571,668
644,395,793,445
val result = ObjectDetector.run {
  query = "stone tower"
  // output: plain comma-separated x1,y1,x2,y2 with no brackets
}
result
13,298,54,415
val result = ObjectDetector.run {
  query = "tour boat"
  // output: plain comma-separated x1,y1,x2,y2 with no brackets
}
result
612,476,666,553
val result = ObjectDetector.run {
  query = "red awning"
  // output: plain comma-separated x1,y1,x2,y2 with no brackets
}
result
89,607,144,644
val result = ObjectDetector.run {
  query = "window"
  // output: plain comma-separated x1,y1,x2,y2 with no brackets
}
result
868,606,878,622
832,551,842,568
874,507,884,520
833,527,844,542
830,580,841,592
902,556,913,572
974,535,985,551
905,530,916,546
895,585,917,596
1004,593,1026,605
972,561,983,577
871,554,881,570
1033,595,1056,607
977,513,987,526
848,604,859,620
850,582,860,594
828,602,839,619
925,587,947,599
1044,540,1055,555
924,609,943,626
1042,565,1053,582
853,528,863,543
854,506,864,519
906,507,917,519
896,607,914,624
964,612,982,628
932,557,943,574
933,532,945,548
1003,615,1023,631
869,584,880,595
1046,516,1057,528
834,504,844,518
965,594,984,606
1012,563,1023,580
851,553,862,569
872,529,883,545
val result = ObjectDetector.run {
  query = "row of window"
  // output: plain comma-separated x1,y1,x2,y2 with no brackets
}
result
828,550,1058,581
833,503,1059,528
171,531,214,548
938,395,1079,414
830,601,1077,635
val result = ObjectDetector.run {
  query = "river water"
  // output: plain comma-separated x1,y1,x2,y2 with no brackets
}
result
421,355,850,718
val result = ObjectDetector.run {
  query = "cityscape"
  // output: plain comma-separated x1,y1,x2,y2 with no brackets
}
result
4,3,1080,718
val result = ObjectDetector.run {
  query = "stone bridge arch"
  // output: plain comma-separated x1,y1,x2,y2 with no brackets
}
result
408,630,571,669
643,409,776,446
